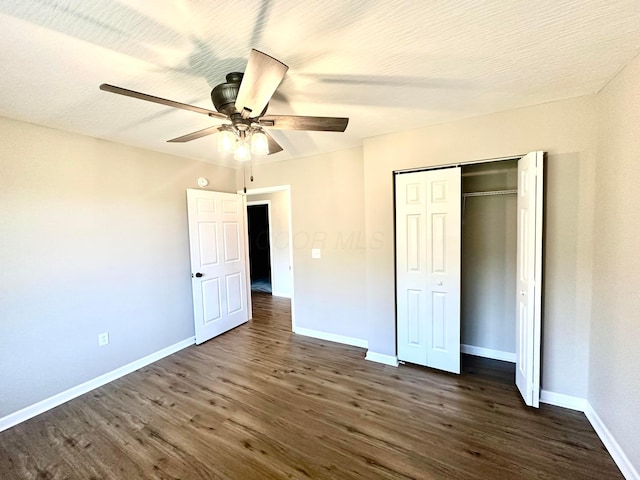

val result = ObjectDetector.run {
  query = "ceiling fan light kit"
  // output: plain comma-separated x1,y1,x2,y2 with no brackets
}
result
250,130,269,156
216,126,266,160
234,139,251,162
99,49,349,162
217,128,235,154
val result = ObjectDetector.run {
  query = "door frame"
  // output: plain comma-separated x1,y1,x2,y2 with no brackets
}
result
246,200,275,294
394,154,526,175
239,185,296,331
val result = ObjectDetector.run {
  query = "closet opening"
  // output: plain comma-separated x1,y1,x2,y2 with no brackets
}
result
461,160,518,362
460,160,518,383
395,152,544,407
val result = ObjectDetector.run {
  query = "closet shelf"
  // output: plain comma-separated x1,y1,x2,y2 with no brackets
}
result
463,189,517,198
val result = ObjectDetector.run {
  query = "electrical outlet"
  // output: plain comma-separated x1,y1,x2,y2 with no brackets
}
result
311,248,321,259
98,332,109,347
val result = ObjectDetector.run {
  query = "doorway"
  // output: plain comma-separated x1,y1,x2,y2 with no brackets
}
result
247,202,273,294
242,185,295,330
461,159,518,363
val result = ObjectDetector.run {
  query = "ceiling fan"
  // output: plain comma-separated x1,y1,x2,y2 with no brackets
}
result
100,49,349,160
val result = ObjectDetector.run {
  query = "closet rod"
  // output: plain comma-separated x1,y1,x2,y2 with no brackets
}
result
463,189,517,198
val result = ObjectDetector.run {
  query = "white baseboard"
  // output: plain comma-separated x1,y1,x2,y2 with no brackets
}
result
538,393,637,479
540,390,587,412
461,344,516,363
365,350,399,367
584,402,639,480
293,327,368,349
271,291,291,299
0,336,196,433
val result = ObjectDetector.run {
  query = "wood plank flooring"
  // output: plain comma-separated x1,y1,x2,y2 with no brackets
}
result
0,293,622,479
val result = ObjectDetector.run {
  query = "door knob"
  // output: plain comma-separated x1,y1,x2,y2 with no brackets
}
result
437,281,443,286
520,290,525,296
194,272,204,278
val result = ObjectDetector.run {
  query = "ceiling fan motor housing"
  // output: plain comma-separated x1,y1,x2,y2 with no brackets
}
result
211,73,243,115
211,72,269,118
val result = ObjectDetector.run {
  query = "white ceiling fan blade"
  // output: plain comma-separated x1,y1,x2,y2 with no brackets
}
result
235,49,288,119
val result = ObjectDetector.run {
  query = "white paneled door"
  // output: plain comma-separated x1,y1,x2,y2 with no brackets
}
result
396,168,461,374
187,189,248,344
515,152,544,407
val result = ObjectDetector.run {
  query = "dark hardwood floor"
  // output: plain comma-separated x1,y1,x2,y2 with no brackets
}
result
0,293,621,479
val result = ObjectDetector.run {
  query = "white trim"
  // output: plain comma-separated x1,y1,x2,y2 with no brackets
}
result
271,291,291,299
461,344,516,363
285,187,295,330
242,195,253,319
539,390,587,412
0,337,195,433
538,394,638,479
394,154,525,175
293,327,368,349
585,402,639,480
365,351,399,367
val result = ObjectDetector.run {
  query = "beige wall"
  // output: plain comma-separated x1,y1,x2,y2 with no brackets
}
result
363,96,597,397
590,53,640,468
237,148,367,342
247,190,293,298
0,116,236,416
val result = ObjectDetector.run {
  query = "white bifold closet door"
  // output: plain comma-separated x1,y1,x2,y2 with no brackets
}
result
395,152,543,407
515,151,544,407
396,167,461,374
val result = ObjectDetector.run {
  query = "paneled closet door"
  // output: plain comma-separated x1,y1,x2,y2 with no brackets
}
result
396,171,429,366
515,152,544,407
396,168,461,374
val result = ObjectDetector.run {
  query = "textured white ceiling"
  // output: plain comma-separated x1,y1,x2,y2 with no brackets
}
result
1,0,639,167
